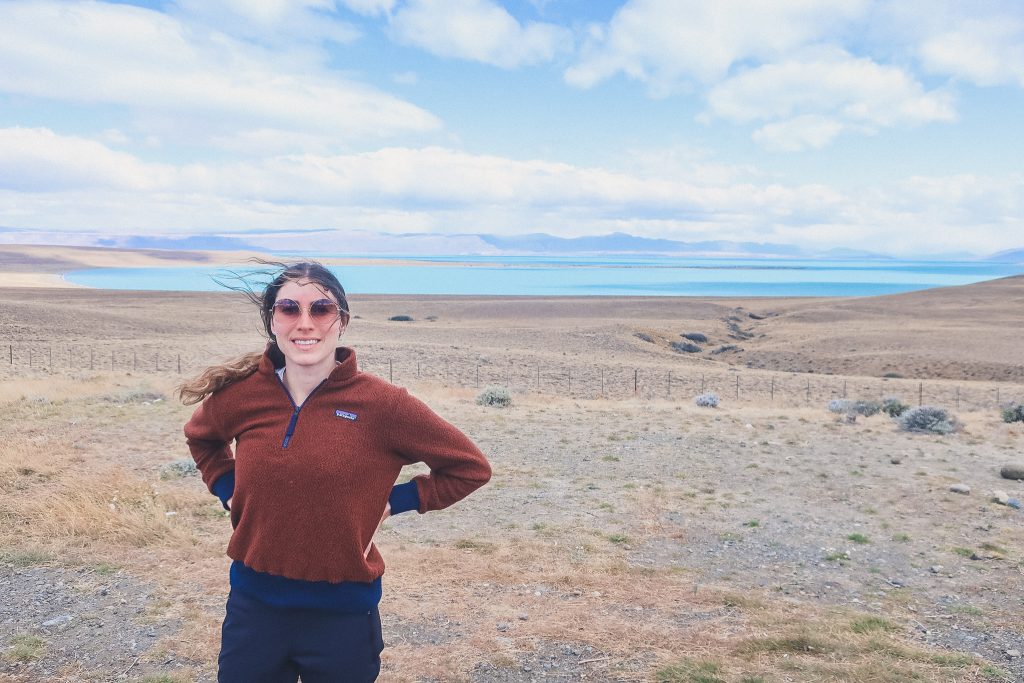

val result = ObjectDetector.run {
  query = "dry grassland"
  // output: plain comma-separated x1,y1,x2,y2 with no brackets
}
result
1,249,1023,682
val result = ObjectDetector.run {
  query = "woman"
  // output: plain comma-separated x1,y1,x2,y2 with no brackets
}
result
179,262,491,682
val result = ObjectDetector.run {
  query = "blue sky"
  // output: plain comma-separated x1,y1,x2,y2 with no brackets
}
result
0,0,1022,256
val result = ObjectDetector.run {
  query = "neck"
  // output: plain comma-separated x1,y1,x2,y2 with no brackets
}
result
282,356,336,406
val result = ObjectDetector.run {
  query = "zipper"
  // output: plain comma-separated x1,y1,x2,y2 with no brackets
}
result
275,373,328,449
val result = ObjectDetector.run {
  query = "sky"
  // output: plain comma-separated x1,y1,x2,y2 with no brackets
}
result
0,0,1023,257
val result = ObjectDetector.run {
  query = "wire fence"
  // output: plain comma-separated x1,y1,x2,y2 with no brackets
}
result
4,342,1022,412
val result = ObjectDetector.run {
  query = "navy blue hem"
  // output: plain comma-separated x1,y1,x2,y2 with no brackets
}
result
230,561,382,613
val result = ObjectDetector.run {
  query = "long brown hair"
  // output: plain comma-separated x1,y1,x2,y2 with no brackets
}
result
177,261,350,405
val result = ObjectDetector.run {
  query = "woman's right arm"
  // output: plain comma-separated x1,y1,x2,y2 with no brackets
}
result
184,399,235,509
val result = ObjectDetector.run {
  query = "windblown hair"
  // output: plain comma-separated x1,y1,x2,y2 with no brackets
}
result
177,260,349,405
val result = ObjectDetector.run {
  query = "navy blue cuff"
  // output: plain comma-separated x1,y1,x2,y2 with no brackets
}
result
211,471,235,511
388,480,420,515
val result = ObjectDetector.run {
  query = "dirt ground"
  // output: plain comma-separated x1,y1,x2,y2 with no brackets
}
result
1,247,1023,682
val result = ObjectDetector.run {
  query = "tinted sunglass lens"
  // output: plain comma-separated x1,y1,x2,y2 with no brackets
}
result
309,300,337,319
274,300,301,318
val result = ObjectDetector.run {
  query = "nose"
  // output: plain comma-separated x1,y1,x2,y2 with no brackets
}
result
296,306,316,329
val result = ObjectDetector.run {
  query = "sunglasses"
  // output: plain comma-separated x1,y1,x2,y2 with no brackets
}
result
271,298,346,323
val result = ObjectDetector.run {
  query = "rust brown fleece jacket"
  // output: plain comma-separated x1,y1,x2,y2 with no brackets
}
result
184,346,491,584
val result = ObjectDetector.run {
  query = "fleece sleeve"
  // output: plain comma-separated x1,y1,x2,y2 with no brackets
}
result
183,398,236,495
387,389,491,514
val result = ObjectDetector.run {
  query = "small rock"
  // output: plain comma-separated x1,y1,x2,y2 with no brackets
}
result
992,491,1010,505
1000,464,1024,480
890,457,902,465
1007,498,1021,509
517,613,529,621
1007,649,1021,658
41,614,73,628
949,484,971,495
929,565,943,574
496,622,511,632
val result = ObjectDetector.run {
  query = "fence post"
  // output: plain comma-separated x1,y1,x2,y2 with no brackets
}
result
955,386,960,410
417,362,420,378
600,368,604,397
389,359,393,384
133,351,137,372
90,349,94,370
111,350,115,370
701,374,705,394
8,345,11,364
48,347,52,367
634,369,638,395
996,388,1000,405
177,354,181,374
735,374,739,400
28,348,32,367
806,379,810,403
567,369,571,395
770,377,774,402
155,353,159,372
918,382,923,406
536,364,540,391
842,380,847,399
667,370,671,398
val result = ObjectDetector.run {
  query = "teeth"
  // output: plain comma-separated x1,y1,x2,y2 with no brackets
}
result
294,339,319,346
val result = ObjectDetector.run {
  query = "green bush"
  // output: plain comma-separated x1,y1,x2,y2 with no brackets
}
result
388,315,414,322
882,396,910,417
476,386,512,408
1001,403,1024,423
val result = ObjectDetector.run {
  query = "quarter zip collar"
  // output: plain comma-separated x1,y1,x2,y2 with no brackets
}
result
260,344,358,449
258,343,359,383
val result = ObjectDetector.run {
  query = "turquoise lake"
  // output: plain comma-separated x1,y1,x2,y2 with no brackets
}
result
63,256,1024,297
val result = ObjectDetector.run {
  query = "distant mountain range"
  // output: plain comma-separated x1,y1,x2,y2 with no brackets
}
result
0,226,1019,261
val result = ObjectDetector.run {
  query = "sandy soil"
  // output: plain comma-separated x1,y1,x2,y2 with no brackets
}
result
1,246,1023,682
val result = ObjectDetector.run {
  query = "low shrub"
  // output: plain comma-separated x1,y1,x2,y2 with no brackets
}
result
681,332,708,343
670,341,701,354
882,396,910,417
695,393,719,408
388,315,414,322
850,400,881,417
160,459,198,479
476,386,512,408
1001,403,1024,423
899,406,957,434
709,345,739,355
827,399,852,414
634,332,654,343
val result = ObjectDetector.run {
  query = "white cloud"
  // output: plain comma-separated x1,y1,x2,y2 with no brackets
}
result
706,51,955,150
389,0,572,68
919,18,1024,87
337,0,397,15
0,1,439,153
565,0,868,93
0,128,173,192
172,0,361,45
3,127,1020,255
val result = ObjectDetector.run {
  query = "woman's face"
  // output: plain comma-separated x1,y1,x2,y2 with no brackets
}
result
269,278,348,373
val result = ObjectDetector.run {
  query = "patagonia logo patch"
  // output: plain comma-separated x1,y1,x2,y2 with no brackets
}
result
335,409,358,421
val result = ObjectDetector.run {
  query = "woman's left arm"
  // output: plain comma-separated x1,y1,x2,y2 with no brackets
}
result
388,388,491,514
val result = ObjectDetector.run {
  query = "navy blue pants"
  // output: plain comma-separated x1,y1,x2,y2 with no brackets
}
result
218,591,384,683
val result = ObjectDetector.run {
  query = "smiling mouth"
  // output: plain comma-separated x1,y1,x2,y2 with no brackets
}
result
292,339,321,347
